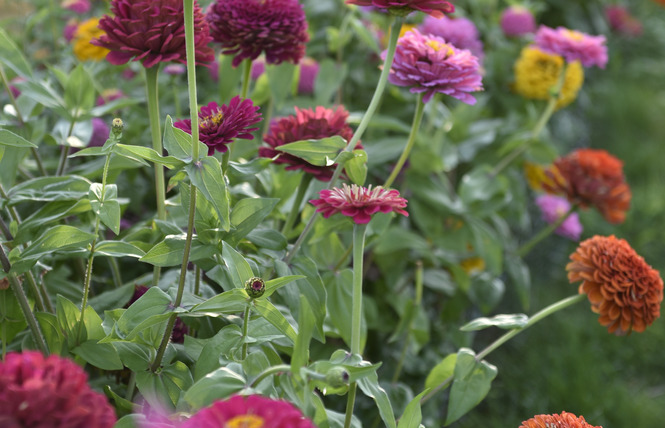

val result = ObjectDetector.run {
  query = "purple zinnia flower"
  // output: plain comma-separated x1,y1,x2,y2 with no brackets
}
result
0,351,116,428
62,0,90,14
207,0,309,68
63,18,79,42
92,0,214,68
535,194,583,241
384,29,483,104
534,25,608,68
499,6,536,37
346,0,454,18
420,15,484,61
310,184,409,224
174,96,262,155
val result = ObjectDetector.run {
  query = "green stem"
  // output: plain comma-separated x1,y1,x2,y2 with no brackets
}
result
250,364,291,387
241,304,251,360
343,384,358,428
125,371,136,400
55,120,76,176
240,58,252,99
517,205,577,257
383,93,425,188
392,261,423,383
281,174,313,237
420,293,587,405
284,17,403,265
194,265,201,296
108,258,122,288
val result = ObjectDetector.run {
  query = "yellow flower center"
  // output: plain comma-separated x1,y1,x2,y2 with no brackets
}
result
225,414,264,428
200,111,224,129
425,40,454,56
563,29,584,41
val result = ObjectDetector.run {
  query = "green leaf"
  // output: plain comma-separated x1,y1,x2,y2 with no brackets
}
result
314,59,348,105
344,149,368,186
458,166,510,217
114,143,185,169
139,235,216,267
189,288,248,317
245,229,287,251
163,115,207,161
397,391,428,428
184,366,246,409
276,136,347,167
112,287,172,337
112,341,154,371
266,62,296,108
89,183,121,235
505,253,531,310
6,175,91,205
0,288,27,344
263,275,305,299
424,354,457,390
94,241,146,258
35,312,65,356
252,299,297,343
135,362,191,408
56,295,81,343
460,314,529,332
193,325,244,380
358,371,397,428
291,296,315,376
221,241,255,288
228,198,279,244
0,129,37,148
0,27,32,77
185,157,231,231
445,348,498,425
327,269,354,346
218,54,243,103
73,340,123,370
14,199,91,244
64,64,95,118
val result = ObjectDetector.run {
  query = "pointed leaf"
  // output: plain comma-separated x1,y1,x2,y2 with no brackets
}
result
252,299,297,343
291,296,315,375
397,391,428,428
185,157,230,231
0,129,37,148
89,183,120,235
358,371,397,428
94,241,146,258
276,136,347,167
114,144,185,169
424,354,457,390
163,115,207,161
184,366,247,409
460,314,529,332
139,235,216,267
0,27,32,77
221,241,255,288
228,198,279,244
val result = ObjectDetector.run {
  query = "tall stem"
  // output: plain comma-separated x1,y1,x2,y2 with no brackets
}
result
281,174,313,237
383,94,425,188
55,119,76,176
241,304,251,360
239,58,252,99
517,205,577,257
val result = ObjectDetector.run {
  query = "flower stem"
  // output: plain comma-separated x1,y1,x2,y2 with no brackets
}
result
55,119,76,176
420,293,587,405
392,261,423,383
151,0,199,371
383,93,425,188
281,174,313,238
240,58,252,99
284,17,403,264
517,205,577,257
250,364,291,387
241,304,251,360
343,384,358,428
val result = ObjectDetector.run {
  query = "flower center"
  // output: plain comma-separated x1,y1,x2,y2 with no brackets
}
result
563,29,584,41
425,40,454,56
225,414,264,428
200,111,224,130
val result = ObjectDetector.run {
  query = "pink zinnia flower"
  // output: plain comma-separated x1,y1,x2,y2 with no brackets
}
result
346,0,454,18
384,29,483,104
258,106,358,182
93,0,214,68
535,194,583,241
207,0,309,68
181,395,315,428
0,351,116,428
174,96,262,155
606,6,643,37
310,184,409,224
163,64,186,76
96,88,125,106
420,15,484,61
64,18,79,42
534,25,608,68
499,6,536,37
62,0,90,14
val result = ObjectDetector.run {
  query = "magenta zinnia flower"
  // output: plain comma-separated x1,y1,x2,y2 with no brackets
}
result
310,184,409,224
181,395,315,428
207,0,309,68
259,106,358,181
606,6,643,37
62,0,90,14
346,0,454,18
535,194,583,241
499,6,536,37
385,29,483,104
93,0,214,68
420,15,484,61
0,351,116,428
174,96,262,155
534,25,608,68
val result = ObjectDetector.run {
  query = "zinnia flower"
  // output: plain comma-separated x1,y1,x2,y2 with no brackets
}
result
310,184,408,224
88,118,110,147
534,25,608,68
543,149,631,224
606,6,643,37
258,106,358,181
500,6,536,37
535,195,583,241
385,29,483,104
64,18,79,42
567,235,664,335
419,15,484,61
520,411,602,428
62,0,90,14
207,0,309,67
523,162,547,191
174,96,262,155
96,88,125,106
93,0,214,68
0,351,117,428
346,0,454,18
513,46,584,109
180,395,315,428
73,18,110,62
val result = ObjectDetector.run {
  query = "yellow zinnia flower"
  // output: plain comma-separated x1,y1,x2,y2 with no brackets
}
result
523,162,548,191
73,18,109,62
513,46,584,109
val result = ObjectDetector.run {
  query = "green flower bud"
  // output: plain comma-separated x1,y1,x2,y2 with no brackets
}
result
245,277,266,298
325,366,350,388
111,118,124,135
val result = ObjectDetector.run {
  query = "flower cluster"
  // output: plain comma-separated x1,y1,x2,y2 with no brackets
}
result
207,0,309,67
419,15,484,61
567,235,663,335
386,29,483,104
520,411,602,428
310,184,408,224
0,351,116,427
346,0,454,18
534,25,608,68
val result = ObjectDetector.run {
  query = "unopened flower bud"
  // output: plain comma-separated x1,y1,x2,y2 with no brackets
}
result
245,277,265,298
325,366,350,388
111,118,124,135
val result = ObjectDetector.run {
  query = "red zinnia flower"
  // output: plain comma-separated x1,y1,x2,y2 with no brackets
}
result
520,411,602,428
174,96,262,155
346,0,454,18
207,0,309,67
567,235,664,335
180,395,316,428
310,184,408,224
543,149,631,224
93,0,214,68
258,106,358,182
0,351,117,428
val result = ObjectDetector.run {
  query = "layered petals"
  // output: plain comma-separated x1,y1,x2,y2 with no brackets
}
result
310,184,408,224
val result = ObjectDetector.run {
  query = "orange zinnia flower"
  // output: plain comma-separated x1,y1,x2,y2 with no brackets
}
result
567,235,663,335
520,411,601,428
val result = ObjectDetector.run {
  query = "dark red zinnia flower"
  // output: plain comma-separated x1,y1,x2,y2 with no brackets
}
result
174,96,262,155
92,0,214,68
567,235,663,335
543,149,631,224
346,0,454,18
258,106,358,181
126,285,189,343
310,184,409,224
520,411,602,428
207,0,309,67
0,351,117,428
